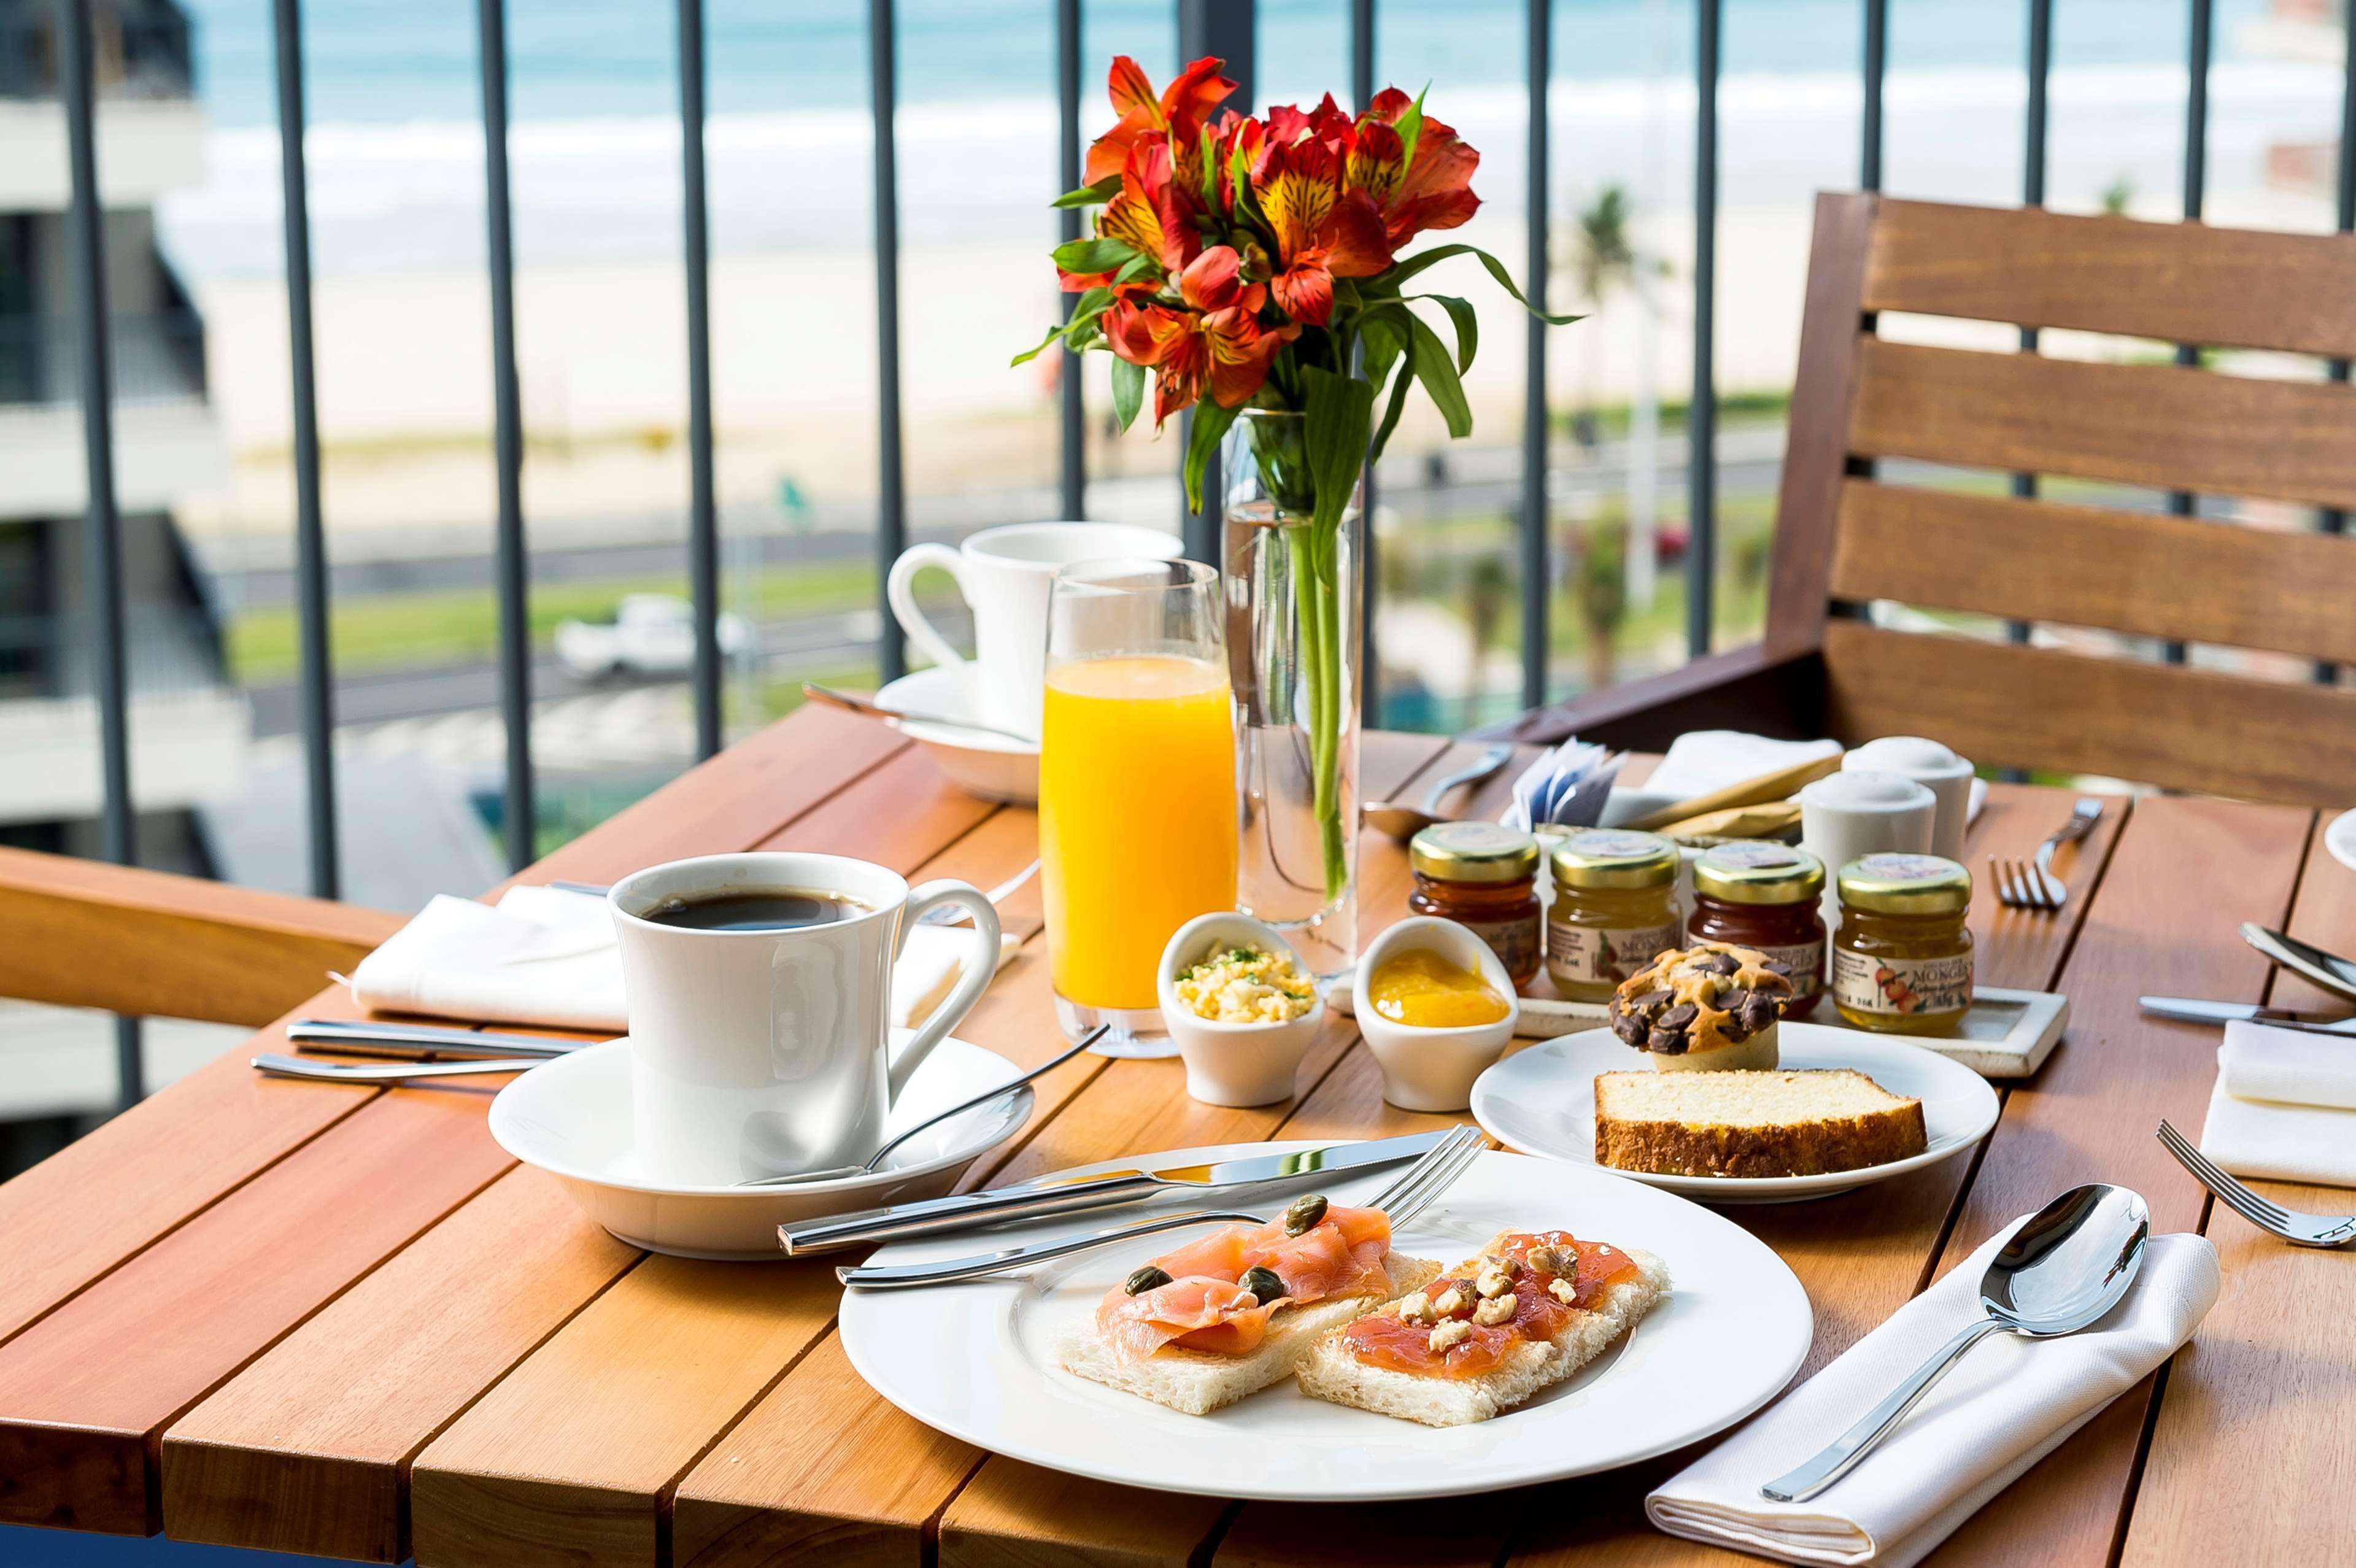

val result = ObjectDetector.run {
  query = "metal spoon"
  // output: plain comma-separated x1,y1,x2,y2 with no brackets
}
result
1363,744,1515,843
801,682,1037,747
2240,922,2356,1006
732,1027,1104,1187
1761,1182,2150,1504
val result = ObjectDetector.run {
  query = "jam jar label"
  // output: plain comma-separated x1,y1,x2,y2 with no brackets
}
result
1547,921,1682,986
1831,947,1972,1015
1456,914,1542,979
1751,938,1826,997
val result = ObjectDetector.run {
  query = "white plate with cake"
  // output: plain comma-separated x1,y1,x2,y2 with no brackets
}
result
837,1140,1810,1500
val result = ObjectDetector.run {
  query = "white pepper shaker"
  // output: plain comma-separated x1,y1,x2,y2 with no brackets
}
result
1798,770,1938,933
1843,736,1975,863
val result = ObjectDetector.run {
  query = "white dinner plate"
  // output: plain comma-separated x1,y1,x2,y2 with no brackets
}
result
876,666,1038,804
838,1141,1811,1501
1470,1022,2001,1205
2327,808,2356,875
487,1035,1032,1259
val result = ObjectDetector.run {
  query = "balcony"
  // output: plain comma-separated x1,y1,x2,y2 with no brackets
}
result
0,311,224,517
0,0,203,209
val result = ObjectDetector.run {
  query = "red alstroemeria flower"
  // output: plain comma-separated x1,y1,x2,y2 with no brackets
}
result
1107,246,1295,423
1355,88,1482,246
1249,115,1391,326
1085,55,1237,186
1060,136,1200,292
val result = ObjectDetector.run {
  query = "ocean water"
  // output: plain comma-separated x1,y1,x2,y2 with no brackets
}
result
156,0,2322,279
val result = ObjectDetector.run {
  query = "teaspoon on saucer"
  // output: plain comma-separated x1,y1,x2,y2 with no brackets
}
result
800,682,1037,747
1362,744,1515,843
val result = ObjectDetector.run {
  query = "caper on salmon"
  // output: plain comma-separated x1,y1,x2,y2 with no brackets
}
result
1124,1265,1173,1296
1239,1265,1287,1302
1282,1194,1329,1236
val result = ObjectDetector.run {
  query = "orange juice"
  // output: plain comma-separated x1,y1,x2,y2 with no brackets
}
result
1039,654,1238,1009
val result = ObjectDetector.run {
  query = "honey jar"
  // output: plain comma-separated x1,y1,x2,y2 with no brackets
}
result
1408,822,1543,988
1688,841,1828,1019
1831,853,1974,1034
1545,828,1681,1002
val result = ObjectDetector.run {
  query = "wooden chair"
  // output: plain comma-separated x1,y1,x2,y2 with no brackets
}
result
1504,192,2356,806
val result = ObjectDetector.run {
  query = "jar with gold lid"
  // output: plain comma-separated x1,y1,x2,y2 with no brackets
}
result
1831,853,1973,1033
1689,841,1828,1019
1545,828,1681,1001
1408,822,1543,988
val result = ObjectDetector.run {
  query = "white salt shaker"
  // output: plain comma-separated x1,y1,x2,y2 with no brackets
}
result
1843,736,1975,863
1798,770,1937,932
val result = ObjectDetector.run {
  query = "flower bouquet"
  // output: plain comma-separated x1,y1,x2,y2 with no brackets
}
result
1020,56,1570,971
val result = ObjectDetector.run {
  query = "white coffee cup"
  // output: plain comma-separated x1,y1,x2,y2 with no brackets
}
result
1798,770,1938,932
608,852,1001,1186
886,522,1183,740
1844,736,1975,863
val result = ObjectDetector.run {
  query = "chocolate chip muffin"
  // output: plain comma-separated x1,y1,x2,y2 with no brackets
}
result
1605,942,1798,1072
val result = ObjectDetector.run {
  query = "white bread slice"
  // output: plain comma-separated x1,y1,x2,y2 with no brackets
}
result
1294,1239,1669,1426
1055,1253,1440,1416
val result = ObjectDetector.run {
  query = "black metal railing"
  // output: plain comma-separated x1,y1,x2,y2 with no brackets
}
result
2,0,188,99
45,0,2356,1111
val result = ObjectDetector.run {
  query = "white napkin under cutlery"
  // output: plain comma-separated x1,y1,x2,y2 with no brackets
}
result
347,885,1014,1035
1647,1221,2220,1567
2200,1019,2356,1188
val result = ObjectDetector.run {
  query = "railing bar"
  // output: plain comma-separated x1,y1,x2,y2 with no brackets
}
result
2006,0,2050,651
1860,0,1885,191
1056,0,1086,521
679,0,721,758
1520,0,1550,708
2162,0,2211,666
2316,7,2354,685
1686,0,1718,661
58,0,144,1107
271,0,338,898
477,0,533,869
872,0,908,683
1175,1,1253,565
1353,0,1379,728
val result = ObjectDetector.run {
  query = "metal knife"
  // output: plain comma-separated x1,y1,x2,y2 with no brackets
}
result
2139,996,2356,1036
776,1129,1446,1255
2241,923,2356,1007
287,1018,597,1060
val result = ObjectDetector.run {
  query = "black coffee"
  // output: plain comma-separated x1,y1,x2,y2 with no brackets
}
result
644,887,870,932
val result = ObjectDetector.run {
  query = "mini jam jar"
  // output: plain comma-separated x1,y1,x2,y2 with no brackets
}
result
1831,852,1974,1035
1545,828,1681,1002
1688,841,1828,1019
1408,822,1543,989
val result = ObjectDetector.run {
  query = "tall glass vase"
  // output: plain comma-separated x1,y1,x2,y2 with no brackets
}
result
1221,407,1362,987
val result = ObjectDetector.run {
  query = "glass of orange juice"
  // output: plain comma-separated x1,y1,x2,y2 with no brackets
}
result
1040,558,1238,1056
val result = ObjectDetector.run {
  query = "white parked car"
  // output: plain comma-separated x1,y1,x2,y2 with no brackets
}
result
555,594,752,680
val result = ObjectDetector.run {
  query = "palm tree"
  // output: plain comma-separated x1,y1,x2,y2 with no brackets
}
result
1560,185,1669,616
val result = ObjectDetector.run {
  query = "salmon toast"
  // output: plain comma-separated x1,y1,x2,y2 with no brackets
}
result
1296,1228,1668,1426
1054,1198,1439,1416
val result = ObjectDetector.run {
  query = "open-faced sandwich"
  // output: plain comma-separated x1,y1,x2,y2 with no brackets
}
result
1607,942,1796,1072
1296,1229,1668,1426
1056,1196,1440,1415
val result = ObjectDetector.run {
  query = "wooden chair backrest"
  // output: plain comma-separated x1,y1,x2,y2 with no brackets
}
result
1768,193,2356,805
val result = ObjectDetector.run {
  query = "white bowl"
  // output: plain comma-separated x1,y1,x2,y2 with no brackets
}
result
487,1035,1033,1258
1156,913,1324,1106
875,666,1038,803
1352,917,1520,1112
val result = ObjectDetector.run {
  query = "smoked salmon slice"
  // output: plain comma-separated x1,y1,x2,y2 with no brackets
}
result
1096,1204,1395,1364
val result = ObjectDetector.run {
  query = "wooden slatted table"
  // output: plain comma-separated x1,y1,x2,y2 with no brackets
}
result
2,702,2349,1565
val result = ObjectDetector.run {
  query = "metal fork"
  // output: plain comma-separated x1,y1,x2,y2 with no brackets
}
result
1990,797,2104,911
836,1122,1487,1289
2155,1120,2356,1248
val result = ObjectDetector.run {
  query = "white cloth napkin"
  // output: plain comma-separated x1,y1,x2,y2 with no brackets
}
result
346,886,1014,1035
1647,1223,2220,1567
1639,732,1845,801
2199,1019,2356,1187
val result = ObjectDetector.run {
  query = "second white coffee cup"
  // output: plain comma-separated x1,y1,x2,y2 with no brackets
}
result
886,522,1183,741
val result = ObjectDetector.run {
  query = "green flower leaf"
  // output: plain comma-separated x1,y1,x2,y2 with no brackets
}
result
1010,285,1119,366
1384,244,1584,325
1183,401,1242,512
1302,366,1378,535
1407,312,1473,438
1361,312,1407,384
1111,357,1147,433
1049,176,1121,209
1412,292,1480,373
1051,236,1143,274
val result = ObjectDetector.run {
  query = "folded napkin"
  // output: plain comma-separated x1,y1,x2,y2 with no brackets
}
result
2200,1019,2356,1187
347,886,1014,1035
1648,1222,2220,1567
1502,740,1623,831
1640,731,1845,801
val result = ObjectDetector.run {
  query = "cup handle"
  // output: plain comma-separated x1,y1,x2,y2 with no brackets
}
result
885,881,1003,1104
884,543,971,674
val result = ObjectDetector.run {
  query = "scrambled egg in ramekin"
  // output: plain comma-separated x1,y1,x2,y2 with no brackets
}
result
1174,944,1317,1024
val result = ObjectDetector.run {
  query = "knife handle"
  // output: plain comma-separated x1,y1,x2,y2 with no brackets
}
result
778,1172,1162,1255
287,1019,592,1060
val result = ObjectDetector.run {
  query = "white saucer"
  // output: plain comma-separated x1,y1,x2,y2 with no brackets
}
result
487,1035,1032,1258
840,1142,1810,1500
876,666,1038,804
1470,1022,2001,1205
2327,808,2356,874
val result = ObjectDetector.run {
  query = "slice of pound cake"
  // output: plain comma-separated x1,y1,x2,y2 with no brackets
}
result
1594,1067,1926,1178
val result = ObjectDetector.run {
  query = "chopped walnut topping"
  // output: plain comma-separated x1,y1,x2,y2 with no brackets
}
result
1396,1291,1432,1324
1525,1245,1564,1275
1474,1265,1513,1300
1473,1292,1517,1327
1432,1285,1467,1316
1428,1318,1474,1354
1548,1276,1578,1306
